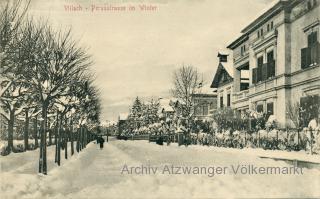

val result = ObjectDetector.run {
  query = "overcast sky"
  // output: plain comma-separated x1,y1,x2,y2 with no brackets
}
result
29,0,270,122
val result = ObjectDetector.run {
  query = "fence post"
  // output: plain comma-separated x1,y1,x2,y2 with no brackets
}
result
258,131,260,148
244,131,247,147
276,130,278,149
310,129,313,155
297,130,300,151
286,128,289,149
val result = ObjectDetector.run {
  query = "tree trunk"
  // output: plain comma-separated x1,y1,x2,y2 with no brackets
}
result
33,116,38,149
8,110,14,153
39,103,48,175
76,127,80,153
70,119,74,155
24,109,29,151
65,130,68,159
48,129,52,146
55,113,58,163
79,127,82,151
57,115,62,166
65,119,68,159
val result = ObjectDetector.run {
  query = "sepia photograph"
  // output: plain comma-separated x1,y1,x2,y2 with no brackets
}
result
0,0,320,198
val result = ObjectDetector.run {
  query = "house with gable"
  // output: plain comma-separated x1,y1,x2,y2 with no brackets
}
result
192,86,217,120
210,52,234,109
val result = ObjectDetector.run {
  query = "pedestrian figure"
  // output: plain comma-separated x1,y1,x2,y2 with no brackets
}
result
96,135,99,144
98,136,105,149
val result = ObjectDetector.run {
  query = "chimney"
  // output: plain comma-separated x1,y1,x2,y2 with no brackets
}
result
217,52,229,63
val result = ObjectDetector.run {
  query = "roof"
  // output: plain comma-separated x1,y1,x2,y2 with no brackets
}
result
217,51,229,56
227,33,249,50
119,113,129,120
193,86,217,97
222,62,234,78
241,0,289,34
210,62,234,88
159,98,174,112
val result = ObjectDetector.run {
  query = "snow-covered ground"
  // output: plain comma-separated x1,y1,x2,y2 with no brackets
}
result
1,138,320,198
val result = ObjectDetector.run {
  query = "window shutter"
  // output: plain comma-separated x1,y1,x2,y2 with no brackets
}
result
267,102,274,115
308,32,318,47
252,68,257,84
301,48,307,69
311,42,320,65
268,60,275,78
257,66,262,82
262,63,268,81
317,43,320,65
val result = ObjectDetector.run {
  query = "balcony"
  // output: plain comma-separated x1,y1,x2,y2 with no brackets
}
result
233,89,249,101
301,43,320,69
252,60,275,84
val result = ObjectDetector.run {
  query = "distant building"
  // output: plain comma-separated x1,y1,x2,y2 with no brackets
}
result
118,113,129,134
158,98,175,119
192,86,217,120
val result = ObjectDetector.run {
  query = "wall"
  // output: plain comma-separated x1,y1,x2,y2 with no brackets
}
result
217,82,233,109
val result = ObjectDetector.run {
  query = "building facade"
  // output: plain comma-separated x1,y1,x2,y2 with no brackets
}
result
192,88,217,120
227,0,320,127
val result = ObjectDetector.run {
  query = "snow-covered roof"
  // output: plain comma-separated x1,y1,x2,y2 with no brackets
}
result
194,86,217,95
119,113,129,121
241,0,288,34
159,98,174,112
210,58,234,88
221,62,233,78
217,50,229,56
101,120,117,127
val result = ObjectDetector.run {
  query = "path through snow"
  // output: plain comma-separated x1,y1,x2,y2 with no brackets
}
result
1,138,320,198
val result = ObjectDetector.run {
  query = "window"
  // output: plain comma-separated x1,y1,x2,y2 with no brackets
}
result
220,96,223,108
240,45,246,56
260,29,264,37
308,0,312,9
209,102,214,109
227,94,231,107
267,102,274,116
267,51,274,62
257,56,263,82
301,31,319,69
256,104,264,113
299,95,320,127
271,21,274,30
308,31,318,47
203,105,209,115
195,106,202,115
267,51,275,78
257,31,260,38
257,56,264,67
267,24,270,32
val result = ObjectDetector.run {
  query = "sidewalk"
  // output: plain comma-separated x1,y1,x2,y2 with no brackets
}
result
167,143,320,164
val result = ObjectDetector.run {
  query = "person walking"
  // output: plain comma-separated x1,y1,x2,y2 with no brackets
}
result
98,136,105,149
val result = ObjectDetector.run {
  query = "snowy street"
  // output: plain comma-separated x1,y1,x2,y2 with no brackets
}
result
1,137,320,198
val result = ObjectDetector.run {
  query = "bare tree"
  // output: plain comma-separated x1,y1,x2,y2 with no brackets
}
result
171,65,203,133
286,100,301,129
0,0,29,96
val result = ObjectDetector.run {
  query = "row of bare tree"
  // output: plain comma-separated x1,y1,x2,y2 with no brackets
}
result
0,1,101,174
